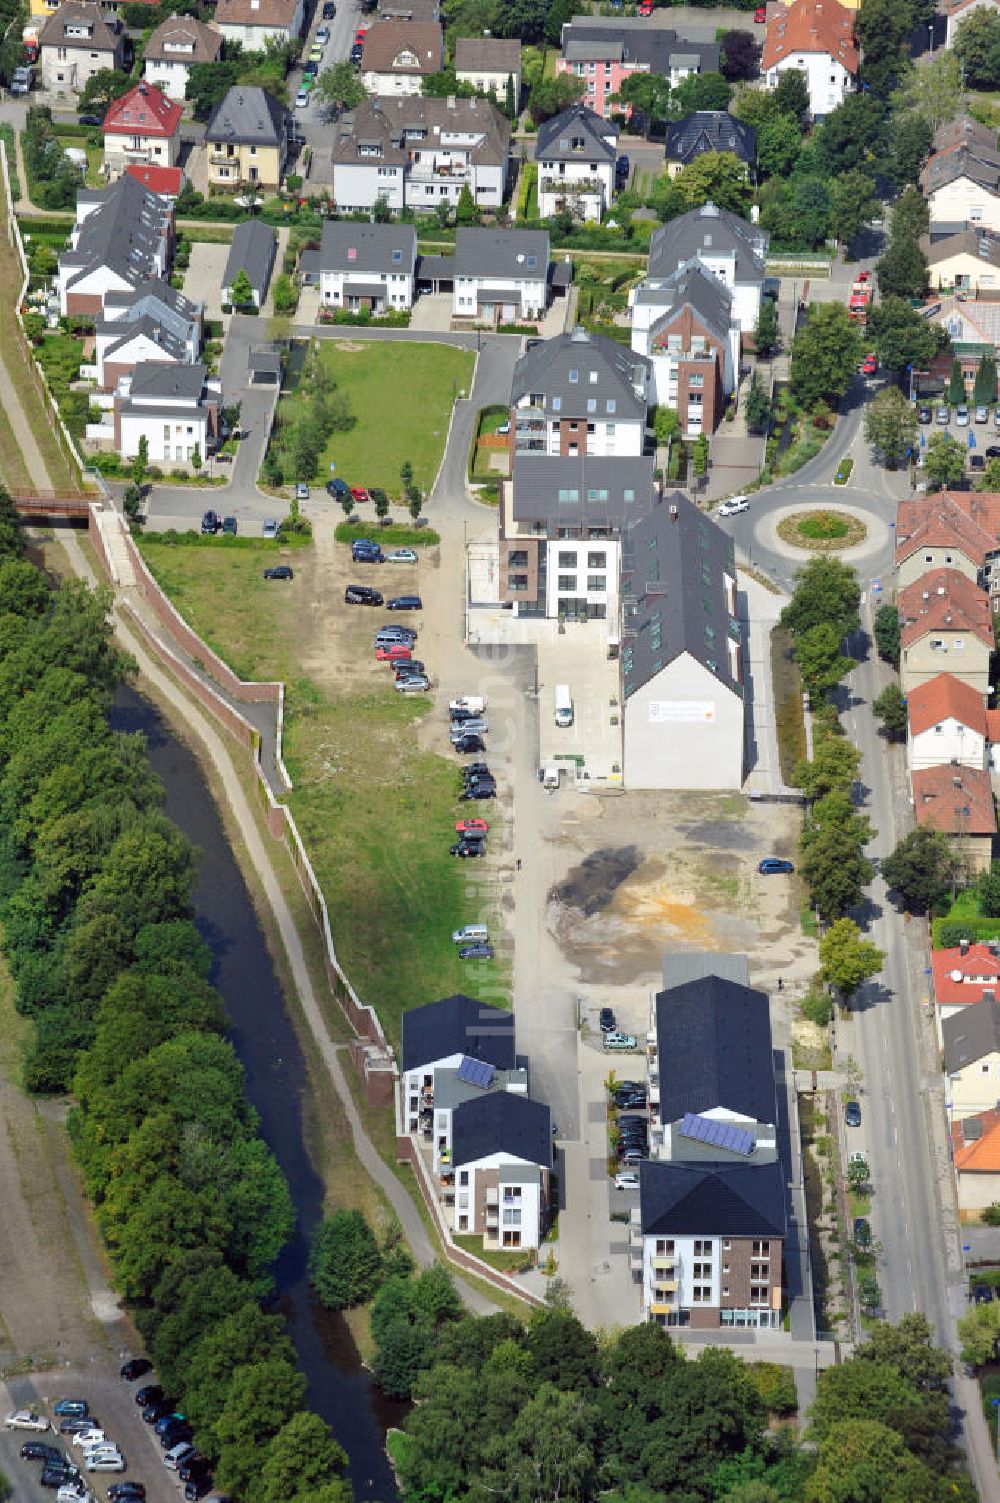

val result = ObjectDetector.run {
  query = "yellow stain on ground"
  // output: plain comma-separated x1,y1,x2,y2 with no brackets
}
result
610,872,718,947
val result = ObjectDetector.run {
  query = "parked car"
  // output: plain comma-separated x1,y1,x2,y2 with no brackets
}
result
854,1216,872,1248
295,88,310,107
41,1465,81,1488
327,477,351,501
717,495,749,516
455,820,489,836
374,625,417,644
394,659,424,676
263,566,294,580
349,486,369,503
316,24,331,41
59,1419,94,1435
56,1485,87,1503
936,407,950,425
200,510,218,534
449,718,487,739
352,539,384,562
375,644,411,661
758,857,794,874
135,1386,164,1409
109,1486,146,1500
387,594,422,610
71,1431,108,1450
185,1480,213,1501
85,1454,125,1474
21,1442,64,1462
451,838,487,858
179,1456,211,1483
142,1403,170,1425
10,65,34,95
604,1031,638,1051
860,352,878,376
459,942,494,959
323,0,336,13
453,735,486,754
971,454,985,471
78,112,103,127
395,674,430,693
845,1099,862,1127
599,1006,616,1032
461,784,496,801
615,1170,640,1190
976,405,989,423
917,406,932,423
350,42,363,61
345,585,383,605
262,518,278,538
463,763,490,779
385,548,418,563
753,5,766,18
6,1411,50,1431
154,1414,187,1438
956,405,970,425
986,445,1000,458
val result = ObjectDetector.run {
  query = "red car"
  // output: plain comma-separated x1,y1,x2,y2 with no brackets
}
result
350,486,369,503
753,5,766,20
637,0,652,13
861,353,878,375
375,644,412,661
354,26,367,40
455,818,489,834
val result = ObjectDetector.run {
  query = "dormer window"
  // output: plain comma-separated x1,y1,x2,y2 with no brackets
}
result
568,369,579,383
392,248,402,263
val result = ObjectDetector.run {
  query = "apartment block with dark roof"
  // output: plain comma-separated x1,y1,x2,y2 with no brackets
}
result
536,102,619,223
509,325,651,459
93,279,202,390
205,86,288,191
664,112,756,176
633,260,737,435
57,174,175,318
104,359,220,463
635,201,768,338
944,996,1000,1120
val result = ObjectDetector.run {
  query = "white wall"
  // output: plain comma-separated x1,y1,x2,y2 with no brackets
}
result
143,56,191,101
119,407,208,462
454,1154,544,1248
362,68,422,94
623,651,744,790
320,267,414,308
908,717,987,772
453,272,546,319
765,53,853,119
929,176,1000,232
544,537,620,621
642,1233,717,1320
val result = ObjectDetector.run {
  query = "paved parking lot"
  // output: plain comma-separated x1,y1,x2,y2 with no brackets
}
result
913,405,1000,477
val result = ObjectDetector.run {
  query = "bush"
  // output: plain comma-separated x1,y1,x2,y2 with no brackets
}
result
748,1362,798,1416
801,985,833,1027
316,306,411,328
309,1211,382,1310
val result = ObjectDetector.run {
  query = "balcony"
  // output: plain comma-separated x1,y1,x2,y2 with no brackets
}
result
409,161,467,182
485,1188,499,1207
209,151,237,167
629,1246,643,1272
652,1278,677,1295
651,1255,674,1272
649,1301,673,1316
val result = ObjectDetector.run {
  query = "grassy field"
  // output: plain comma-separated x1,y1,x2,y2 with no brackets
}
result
304,340,474,496
138,538,509,1043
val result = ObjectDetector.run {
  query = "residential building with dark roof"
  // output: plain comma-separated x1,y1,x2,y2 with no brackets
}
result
636,201,768,337
631,259,738,434
923,139,1000,232
923,224,1000,295
143,15,222,100
222,220,277,310
619,494,743,789
105,360,220,464
665,112,756,176
360,19,444,96
452,226,550,323
331,95,511,214
632,970,785,1327
761,0,858,119
556,19,719,121
537,102,619,222
57,174,175,318
94,278,202,391
898,567,993,696
205,86,288,191
318,221,417,312
451,1092,553,1249
402,994,516,1080
377,0,438,18
102,81,182,180
455,36,521,108
944,995,1000,1119
213,0,305,49
39,1,124,92
510,325,651,457
906,672,988,772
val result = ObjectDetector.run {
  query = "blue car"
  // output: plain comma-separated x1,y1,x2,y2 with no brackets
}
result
758,857,794,875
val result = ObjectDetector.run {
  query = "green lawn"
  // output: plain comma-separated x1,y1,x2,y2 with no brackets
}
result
137,537,509,1044
56,138,102,188
301,340,474,497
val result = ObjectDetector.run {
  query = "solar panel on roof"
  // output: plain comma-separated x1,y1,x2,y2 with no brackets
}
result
457,1056,495,1089
679,1111,755,1156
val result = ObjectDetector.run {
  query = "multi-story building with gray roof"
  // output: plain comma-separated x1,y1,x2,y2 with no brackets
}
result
631,259,739,433
638,201,768,337
318,221,417,311
536,102,618,222
57,174,175,317
452,226,550,321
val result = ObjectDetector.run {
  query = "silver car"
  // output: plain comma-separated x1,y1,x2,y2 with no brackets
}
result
385,548,418,564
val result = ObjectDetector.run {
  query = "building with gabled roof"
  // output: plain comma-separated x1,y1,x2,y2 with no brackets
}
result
639,202,768,337
664,112,756,176
455,36,521,107
39,1,124,92
907,672,988,772
451,226,550,323
761,0,858,119
951,1108,1000,1209
102,81,183,179
104,360,219,463
143,15,222,100
510,325,650,456
57,174,175,317
911,763,996,871
556,19,719,121
94,278,202,390
450,1092,553,1250
898,567,993,695
619,495,743,790
631,258,738,432
213,0,305,48
360,19,443,95
944,996,1000,1120
895,491,1000,600
318,220,417,313
205,86,288,191
923,141,1000,232
536,102,619,222
932,940,1000,1018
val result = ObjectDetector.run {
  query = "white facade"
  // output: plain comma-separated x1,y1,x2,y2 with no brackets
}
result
454,1155,544,1249
545,537,621,622
93,327,188,389
622,650,744,790
117,406,209,462
361,65,422,95
537,158,613,223
908,715,987,772
512,396,643,456
41,38,117,92
215,0,304,48
764,52,854,119
453,269,546,320
403,1052,464,1132
143,55,193,99
633,259,760,337
642,1232,717,1315
320,266,414,309
333,150,506,214
456,63,519,105
928,175,1000,231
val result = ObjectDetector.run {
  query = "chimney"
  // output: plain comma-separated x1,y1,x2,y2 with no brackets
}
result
990,939,999,956
670,505,679,522
961,938,970,954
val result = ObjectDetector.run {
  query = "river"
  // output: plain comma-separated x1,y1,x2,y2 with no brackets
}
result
111,686,406,1503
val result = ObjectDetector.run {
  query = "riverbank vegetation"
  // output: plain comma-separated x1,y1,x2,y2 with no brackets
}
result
0,490,353,1502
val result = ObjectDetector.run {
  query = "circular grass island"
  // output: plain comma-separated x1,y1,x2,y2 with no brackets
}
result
775,508,868,551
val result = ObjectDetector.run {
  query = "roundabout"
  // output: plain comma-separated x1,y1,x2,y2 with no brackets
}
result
775,508,868,551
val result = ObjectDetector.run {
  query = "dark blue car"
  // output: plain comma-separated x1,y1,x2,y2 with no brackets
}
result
758,857,794,875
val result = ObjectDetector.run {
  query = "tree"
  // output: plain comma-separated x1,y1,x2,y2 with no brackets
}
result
229,268,254,309
876,237,928,301
79,68,131,112
455,183,480,225
793,735,861,798
948,356,967,406
793,623,856,696
214,1358,308,1495
400,459,414,492
131,434,148,491
528,73,585,125
958,1301,1000,1367
272,273,297,315
421,68,475,99
890,183,930,246
881,826,964,912
720,30,761,81
873,602,901,667
923,432,966,489
408,488,423,522
789,304,863,410
978,861,1000,917
745,371,771,433
888,112,934,186
674,72,733,113
773,68,810,120
974,353,997,407
977,457,1000,491
258,1412,349,1503
757,114,801,178
814,94,887,176
308,1210,382,1309
863,386,919,467
954,7,1000,87
820,918,883,1000
480,1384,596,1503
732,85,780,129
804,1418,938,1503
673,150,751,215
781,555,861,641
614,72,674,136
857,0,915,97
868,295,944,374
186,59,241,118
848,1156,871,1195
800,817,874,919
653,406,681,446
372,194,391,223
856,1315,952,1395
891,51,964,133
831,169,881,250
755,298,779,358
872,683,907,739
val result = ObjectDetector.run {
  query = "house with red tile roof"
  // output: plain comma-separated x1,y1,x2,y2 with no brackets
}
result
907,672,988,772
951,1107,1000,1211
102,81,182,180
761,0,858,120
894,493,1000,597
933,941,1000,1019
898,568,993,696
911,763,996,872
125,163,184,197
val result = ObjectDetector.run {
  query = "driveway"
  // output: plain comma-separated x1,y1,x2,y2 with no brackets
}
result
184,240,229,325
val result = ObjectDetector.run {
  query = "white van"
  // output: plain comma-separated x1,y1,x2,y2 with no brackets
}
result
554,685,573,728
452,924,489,945
450,695,486,714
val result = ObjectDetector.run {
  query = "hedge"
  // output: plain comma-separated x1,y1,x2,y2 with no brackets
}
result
334,521,440,547
933,917,1000,948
